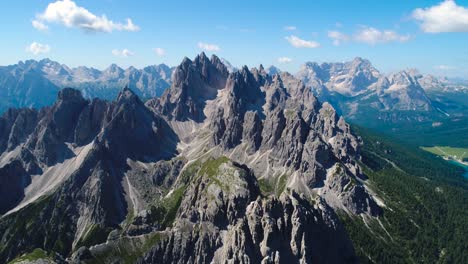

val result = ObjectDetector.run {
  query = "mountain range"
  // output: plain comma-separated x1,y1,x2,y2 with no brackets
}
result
0,53,466,263
2,57,466,126
0,59,172,113
0,53,380,263
297,57,468,115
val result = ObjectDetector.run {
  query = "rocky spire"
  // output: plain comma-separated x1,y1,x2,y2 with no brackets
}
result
150,53,229,122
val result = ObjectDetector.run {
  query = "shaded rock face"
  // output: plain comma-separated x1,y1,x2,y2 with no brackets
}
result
96,88,178,162
24,88,89,165
0,108,39,153
0,160,29,214
0,54,381,264
209,67,266,149
242,111,263,154
73,98,109,146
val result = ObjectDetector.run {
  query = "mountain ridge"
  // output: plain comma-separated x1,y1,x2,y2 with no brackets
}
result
0,53,381,263
1,56,465,117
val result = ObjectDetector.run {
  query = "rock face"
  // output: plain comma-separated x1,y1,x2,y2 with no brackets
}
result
140,159,356,264
0,54,381,264
149,52,229,122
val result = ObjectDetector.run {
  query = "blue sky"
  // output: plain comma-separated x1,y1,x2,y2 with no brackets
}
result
1,0,467,77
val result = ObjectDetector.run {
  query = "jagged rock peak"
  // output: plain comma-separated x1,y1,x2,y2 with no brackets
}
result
209,54,224,68
173,53,229,84
350,56,370,65
194,51,210,65
259,64,265,72
150,53,230,122
117,86,140,102
180,56,192,67
227,66,264,98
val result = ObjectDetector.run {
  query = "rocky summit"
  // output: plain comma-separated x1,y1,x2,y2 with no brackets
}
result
0,53,382,264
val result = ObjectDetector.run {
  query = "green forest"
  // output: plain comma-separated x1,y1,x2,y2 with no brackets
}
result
342,126,468,263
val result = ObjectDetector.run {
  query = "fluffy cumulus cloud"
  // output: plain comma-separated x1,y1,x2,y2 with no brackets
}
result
285,35,320,48
328,30,349,46
354,27,411,45
412,0,468,33
277,57,293,63
112,49,134,57
154,48,166,57
33,0,140,33
283,26,297,31
26,42,51,55
198,42,220,51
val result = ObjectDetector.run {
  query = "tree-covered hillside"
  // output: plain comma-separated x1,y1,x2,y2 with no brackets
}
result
342,126,467,263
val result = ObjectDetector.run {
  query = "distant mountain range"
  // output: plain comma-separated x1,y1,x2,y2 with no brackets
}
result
296,58,468,137
1,57,467,140
0,59,172,113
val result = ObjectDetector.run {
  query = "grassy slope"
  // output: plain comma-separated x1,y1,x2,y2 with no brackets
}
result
342,126,468,263
8,248,51,264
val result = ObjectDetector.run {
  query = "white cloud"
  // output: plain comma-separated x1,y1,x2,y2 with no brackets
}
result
354,27,411,45
32,20,48,31
277,57,293,63
198,42,220,51
283,26,297,31
33,0,140,33
328,30,349,46
285,35,320,48
412,0,468,33
154,48,166,57
112,49,134,57
434,65,457,70
26,42,51,55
